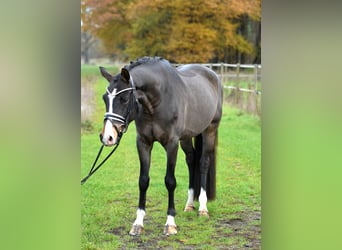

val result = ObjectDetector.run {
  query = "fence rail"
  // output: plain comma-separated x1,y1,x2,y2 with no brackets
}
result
224,85,261,95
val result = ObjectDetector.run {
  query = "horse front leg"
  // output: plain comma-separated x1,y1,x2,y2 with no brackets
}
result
163,140,179,235
129,138,152,236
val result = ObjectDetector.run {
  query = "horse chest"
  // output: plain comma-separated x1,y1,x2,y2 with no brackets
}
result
137,119,176,145
152,122,178,144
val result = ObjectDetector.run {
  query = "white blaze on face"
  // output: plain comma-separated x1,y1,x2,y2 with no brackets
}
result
107,89,116,113
101,88,118,146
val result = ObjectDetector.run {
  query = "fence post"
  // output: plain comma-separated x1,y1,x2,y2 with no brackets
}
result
254,64,260,116
220,63,224,84
235,63,240,105
254,64,258,87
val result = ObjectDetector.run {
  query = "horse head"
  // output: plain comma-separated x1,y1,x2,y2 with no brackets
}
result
99,67,137,146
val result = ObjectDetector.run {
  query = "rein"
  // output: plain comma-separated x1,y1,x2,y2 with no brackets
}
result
81,78,138,185
81,135,122,185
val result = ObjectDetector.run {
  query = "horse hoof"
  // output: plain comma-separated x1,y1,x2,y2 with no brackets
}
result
184,205,195,212
164,225,177,236
198,210,210,217
129,225,144,236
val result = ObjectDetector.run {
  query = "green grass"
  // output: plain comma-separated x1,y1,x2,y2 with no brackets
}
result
81,64,261,249
81,64,118,79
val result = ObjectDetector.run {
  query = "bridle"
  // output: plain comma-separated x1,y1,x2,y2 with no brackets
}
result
81,77,138,185
103,78,138,136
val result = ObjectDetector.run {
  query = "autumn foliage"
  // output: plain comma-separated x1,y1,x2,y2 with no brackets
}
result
82,0,260,63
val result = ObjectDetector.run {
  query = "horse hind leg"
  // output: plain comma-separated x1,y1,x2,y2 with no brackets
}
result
198,127,218,217
180,139,196,212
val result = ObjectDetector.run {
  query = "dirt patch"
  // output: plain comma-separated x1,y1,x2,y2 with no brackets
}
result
106,208,261,249
216,209,261,249
107,226,126,235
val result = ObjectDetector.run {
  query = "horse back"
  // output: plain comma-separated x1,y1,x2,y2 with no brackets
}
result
177,65,220,87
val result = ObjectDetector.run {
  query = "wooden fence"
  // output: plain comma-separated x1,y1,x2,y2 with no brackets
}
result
173,63,262,116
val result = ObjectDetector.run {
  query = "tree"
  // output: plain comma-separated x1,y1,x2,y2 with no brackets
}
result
81,0,261,63
164,0,218,63
81,31,96,64
81,1,96,63
210,0,261,63
124,0,172,59
82,0,134,60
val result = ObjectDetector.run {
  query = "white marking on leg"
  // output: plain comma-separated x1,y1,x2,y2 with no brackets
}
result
133,209,145,227
198,188,208,212
185,188,194,208
164,215,177,235
165,215,176,226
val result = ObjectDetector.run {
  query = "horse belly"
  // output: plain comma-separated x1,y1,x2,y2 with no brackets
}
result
183,100,217,136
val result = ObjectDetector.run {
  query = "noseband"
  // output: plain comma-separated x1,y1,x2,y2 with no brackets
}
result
104,78,137,135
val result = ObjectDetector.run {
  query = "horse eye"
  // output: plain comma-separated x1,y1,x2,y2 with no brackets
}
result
120,96,129,104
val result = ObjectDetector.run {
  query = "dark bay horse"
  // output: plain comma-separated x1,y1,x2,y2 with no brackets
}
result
99,57,222,236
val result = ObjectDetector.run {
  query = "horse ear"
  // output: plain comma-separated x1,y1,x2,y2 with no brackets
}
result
99,66,113,83
121,68,130,83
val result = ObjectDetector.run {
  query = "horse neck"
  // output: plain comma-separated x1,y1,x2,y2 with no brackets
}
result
130,66,165,114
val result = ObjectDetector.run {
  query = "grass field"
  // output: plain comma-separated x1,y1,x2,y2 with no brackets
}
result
81,65,261,249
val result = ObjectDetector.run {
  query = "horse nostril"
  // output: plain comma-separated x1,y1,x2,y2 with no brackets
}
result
108,136,113,142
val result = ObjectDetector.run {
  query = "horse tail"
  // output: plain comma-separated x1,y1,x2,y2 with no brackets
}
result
207,130,217,200
193,131,217,200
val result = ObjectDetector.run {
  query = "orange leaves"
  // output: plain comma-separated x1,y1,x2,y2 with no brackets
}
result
166,22,217,63
81,0,260,62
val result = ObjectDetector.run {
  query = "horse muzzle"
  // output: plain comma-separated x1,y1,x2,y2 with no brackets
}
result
99,133,117,147
100,120,123,146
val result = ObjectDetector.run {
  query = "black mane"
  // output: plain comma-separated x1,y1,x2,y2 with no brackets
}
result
124,56,166,71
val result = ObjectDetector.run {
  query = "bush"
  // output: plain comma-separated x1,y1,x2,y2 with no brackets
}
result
81,119,94,134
